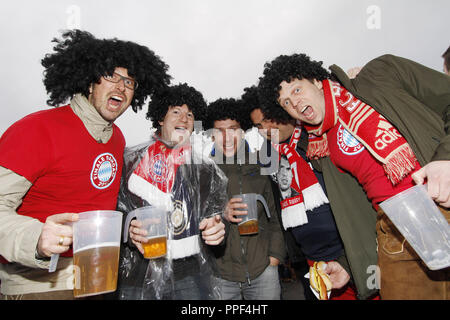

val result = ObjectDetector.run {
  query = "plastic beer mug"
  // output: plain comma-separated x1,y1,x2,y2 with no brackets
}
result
232,193,271,235
72,210,123,298
123,206,168,259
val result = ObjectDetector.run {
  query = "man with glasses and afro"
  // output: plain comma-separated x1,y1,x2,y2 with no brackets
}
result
0,30,170,299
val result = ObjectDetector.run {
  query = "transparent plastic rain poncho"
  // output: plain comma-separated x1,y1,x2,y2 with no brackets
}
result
116,132,228,300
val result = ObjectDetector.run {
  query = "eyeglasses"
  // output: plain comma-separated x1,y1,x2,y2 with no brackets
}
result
103,72,138,90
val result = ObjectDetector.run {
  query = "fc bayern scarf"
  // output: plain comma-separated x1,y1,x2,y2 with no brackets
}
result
128,139,201,259
273,127,329,229
128,139,191,211
305,80,416,185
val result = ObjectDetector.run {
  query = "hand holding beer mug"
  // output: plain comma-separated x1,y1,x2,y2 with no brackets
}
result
36,212,79,272
224,197,248,223
232,193,271,235
37,212,79,257
72,210,123,298
124,206,168,259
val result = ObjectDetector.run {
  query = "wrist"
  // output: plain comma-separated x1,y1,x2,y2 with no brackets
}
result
35,247,49,260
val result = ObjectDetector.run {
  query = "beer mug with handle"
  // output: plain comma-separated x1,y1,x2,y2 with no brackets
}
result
380,184,450,270
232,193,271,235
123,206,168,259
72,210,123,298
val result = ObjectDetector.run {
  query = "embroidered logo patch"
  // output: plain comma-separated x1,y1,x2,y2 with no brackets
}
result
337,125,365,155
148,154,169,184
90,153,118,189
171,200,188,235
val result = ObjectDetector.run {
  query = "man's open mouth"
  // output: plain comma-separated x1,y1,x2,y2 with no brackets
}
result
108,95,124,108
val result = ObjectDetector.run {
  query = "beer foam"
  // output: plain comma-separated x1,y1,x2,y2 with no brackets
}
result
74,242,120,253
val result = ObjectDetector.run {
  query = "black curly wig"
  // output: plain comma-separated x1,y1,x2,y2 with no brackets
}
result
204,98,248,131
41,29,171,112
146,83,207,130
241,85,294,126
240,85,259,129
257,53,330,121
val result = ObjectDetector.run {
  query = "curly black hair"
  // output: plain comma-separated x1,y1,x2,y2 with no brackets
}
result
241,86,259,114
204,98,248,131
257,53,330,121
146,83,207,130
41,29,171,112
241,85,294,126
259,99,296,124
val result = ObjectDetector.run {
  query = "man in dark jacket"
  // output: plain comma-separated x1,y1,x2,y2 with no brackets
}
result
258,53,450,299
205,98,285,300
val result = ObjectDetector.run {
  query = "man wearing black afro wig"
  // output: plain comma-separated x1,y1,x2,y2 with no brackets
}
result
203,97,285,300
117,84,228,300
0,30,170,299
258,53,450,299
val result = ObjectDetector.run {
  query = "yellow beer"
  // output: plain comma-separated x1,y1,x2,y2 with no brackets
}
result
73,244,120,298
142,236,167,259
238,219,259,235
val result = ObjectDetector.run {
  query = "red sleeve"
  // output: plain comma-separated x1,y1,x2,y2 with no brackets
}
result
0,113,52,183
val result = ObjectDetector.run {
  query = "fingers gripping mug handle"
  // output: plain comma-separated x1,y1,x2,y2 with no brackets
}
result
256,194,271,219
123,211,137,243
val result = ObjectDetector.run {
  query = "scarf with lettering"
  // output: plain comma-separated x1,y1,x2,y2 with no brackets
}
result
272,127,329,229
304,80,417,185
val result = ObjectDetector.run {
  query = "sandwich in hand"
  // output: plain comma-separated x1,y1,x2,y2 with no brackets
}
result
309,261,332,300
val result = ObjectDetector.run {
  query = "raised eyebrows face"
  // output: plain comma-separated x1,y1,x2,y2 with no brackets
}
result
88,67,135,123
277,78,326,126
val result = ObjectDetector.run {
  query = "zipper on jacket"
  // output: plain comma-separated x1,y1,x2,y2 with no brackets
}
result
240,238,251,286
237,159,251,285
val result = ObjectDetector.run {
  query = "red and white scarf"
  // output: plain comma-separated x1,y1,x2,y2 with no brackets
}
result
128,139,191,210
305,80,417,185
128,139,201,259
273,127,329,229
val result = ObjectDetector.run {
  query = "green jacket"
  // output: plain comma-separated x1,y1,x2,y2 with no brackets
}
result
320,54,450,299
211,143,286,283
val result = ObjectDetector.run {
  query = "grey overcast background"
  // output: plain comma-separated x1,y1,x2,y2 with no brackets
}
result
1,0,449,147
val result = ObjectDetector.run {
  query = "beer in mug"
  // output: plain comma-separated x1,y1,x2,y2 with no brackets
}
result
142,235,167,259
73,243,120,298
238,219,259,235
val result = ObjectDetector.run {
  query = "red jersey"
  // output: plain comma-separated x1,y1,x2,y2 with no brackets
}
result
0,105,125,222
327,123,420,208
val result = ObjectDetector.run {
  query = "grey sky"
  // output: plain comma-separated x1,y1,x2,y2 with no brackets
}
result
1,0,448,147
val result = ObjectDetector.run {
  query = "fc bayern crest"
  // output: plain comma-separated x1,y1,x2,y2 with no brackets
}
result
337,125,365,155
90,153,118,189
148,154,169,184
